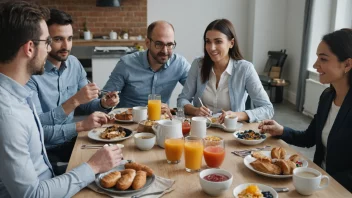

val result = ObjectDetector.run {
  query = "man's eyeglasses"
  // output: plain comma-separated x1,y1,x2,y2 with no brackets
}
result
32,37,52,49
149,38,176,50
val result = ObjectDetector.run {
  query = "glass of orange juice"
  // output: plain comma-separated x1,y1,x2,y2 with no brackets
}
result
148,94,161,121
203,136,225,168
184,136,204,172
164,137,184,164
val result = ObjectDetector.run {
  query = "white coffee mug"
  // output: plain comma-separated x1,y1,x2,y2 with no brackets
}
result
190,117,208,138
132,106,148,123
293,167,330,195
224,115,238,129
152,119,183,148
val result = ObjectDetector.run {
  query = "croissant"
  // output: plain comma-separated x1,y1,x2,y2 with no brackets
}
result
100,171,121,188
116,169,136,190
289,154,300,162
273,159,296,175
250,160,281,175
251,151,271,163
271,147,286,159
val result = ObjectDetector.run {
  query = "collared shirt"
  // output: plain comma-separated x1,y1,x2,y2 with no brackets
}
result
26,55,107,149
0,73,95,197
103,50,190,107
202,60,232,113
177,57,274,122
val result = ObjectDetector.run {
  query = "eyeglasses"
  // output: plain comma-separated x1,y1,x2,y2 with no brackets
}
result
32,37,52,49
149,38,176,50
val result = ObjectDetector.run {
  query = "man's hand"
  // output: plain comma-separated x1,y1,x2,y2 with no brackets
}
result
73,83,100,106
101,91,119,109
76,111,110,132
161,103,172,119
87,145,123,174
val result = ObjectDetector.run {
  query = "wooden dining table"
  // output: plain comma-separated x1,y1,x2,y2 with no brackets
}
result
66,122,350,197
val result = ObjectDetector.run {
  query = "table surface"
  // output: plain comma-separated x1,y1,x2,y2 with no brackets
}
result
66,122,350,197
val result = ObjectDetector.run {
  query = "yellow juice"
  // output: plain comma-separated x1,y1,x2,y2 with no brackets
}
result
165,139,184,162
184,141,204,170
148,99,161,120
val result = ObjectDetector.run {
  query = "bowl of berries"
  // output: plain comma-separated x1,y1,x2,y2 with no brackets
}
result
233,130,266,145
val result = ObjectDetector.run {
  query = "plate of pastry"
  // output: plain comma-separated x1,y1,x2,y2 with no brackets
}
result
109,108,134,123
95,160,156,196
243,147,308,178
88,124,134,142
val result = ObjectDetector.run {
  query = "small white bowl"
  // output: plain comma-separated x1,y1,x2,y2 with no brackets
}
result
133,132,155,151
233,183,278,198
233,131,266,145
199,169,233,196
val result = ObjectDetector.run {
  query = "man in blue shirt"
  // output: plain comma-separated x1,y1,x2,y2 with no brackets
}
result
103,20,190,114
0,2,123,197
25,9,119,173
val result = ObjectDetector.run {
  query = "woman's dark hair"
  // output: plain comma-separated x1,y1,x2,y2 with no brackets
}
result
0,1,49,64
201,19,243,83
46,8,73,26
322,28,352,88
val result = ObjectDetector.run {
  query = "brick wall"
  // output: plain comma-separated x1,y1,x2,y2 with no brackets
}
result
32,0,147,38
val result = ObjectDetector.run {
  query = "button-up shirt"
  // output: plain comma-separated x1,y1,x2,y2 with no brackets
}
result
0,73,95,198
26,55,108,149
103,50,190,107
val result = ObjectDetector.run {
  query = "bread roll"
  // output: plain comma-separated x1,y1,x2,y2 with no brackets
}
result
250,160,281,175
100,171,121,188
271,147,286,159
251,151,271,163
116,169,136,190
125,162,154,177
132,171,147,190
289,154,300,162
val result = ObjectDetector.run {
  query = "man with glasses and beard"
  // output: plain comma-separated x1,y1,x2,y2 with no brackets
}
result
103,21,190,116
0,1,123,197
26,9,119,174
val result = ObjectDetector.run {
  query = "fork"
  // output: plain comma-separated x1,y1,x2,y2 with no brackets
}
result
131,190,164,198
232,145,271,157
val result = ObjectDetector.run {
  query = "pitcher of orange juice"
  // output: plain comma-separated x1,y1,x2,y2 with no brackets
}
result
184,136,203,172
148,94,161,120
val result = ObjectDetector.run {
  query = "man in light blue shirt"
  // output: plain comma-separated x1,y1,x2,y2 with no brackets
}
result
0,2,123,197
103,21,190,112
25,9,119,172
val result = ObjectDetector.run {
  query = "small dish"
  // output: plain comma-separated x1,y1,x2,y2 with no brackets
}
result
222,122,243,132
88,127,133,143
134,132,156,151
233,183,278,198
233,130,266,145
199,169,233,196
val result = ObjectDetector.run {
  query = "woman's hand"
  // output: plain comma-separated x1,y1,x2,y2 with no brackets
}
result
258,120,284,136
218,110,249,123
194,106,212,117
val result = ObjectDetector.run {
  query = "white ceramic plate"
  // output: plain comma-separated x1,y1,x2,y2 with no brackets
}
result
95,160,156,196
109,108,134,123
222,122,243,132
233,131,266,145
244,151,308,178
88,127,134,142
233,183,278,198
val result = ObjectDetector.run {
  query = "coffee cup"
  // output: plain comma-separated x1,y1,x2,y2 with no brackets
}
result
224,115,238,129
132,106,148,123
293,167,330,195
190,117,208,138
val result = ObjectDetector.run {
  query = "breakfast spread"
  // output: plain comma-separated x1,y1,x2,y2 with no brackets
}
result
115,108,133,120
100,162,153,191
250,147,302,175
100,125,126,139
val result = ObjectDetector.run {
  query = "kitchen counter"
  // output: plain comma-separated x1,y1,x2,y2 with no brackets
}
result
73,39,145,47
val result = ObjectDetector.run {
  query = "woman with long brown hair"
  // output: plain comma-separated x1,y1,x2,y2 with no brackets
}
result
259,28,352,192
177,19,273,123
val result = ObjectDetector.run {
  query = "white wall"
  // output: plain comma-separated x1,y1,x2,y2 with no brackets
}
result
333,0,352,30
283,0,306,104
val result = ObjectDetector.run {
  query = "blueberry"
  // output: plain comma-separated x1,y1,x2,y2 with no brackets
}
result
261,134,266,138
